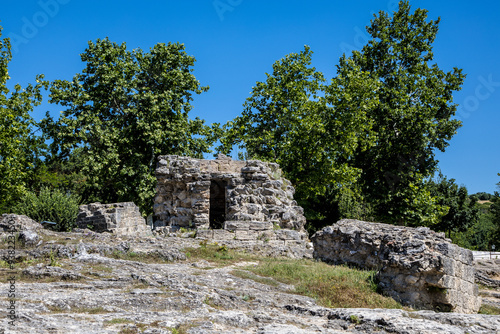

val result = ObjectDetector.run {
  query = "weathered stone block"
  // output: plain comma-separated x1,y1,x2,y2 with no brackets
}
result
153,154,310,256
195,229,213,239
211,230,235,240
312,219,481,314
248,221,273,231
224,221,249,231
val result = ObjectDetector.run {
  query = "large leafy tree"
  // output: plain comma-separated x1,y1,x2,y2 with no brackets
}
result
41,38,213,214
345,0,466,225
0,26,46,213
219,46,380,225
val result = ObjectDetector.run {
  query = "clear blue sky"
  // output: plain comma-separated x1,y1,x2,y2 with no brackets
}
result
2,0,499,194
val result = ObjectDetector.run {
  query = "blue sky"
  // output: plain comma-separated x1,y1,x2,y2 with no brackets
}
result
1,0,499,194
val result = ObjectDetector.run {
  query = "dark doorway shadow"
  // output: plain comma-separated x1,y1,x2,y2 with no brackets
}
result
209,180,226,229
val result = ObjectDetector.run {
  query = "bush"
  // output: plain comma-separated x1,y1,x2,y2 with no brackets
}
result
13,187,80,231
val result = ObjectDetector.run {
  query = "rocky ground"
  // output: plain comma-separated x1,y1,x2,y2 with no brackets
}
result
0,227,499,333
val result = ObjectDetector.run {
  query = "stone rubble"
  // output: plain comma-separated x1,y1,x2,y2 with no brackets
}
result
312,219,482,314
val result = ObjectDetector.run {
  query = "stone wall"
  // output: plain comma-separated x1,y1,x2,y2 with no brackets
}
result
312,219,481,313
154,154,306,231
153,154,310,257
76,202,150,236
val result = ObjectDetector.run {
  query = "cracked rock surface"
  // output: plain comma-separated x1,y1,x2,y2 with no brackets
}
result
0,227,499,333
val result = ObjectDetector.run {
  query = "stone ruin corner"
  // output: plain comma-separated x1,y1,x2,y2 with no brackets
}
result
153,154,311,254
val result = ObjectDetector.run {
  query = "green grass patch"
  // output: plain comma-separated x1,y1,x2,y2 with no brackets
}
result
167,323,196,334
244,258,402,309
104,318,134,326
479,304,500,315
183,241,257,266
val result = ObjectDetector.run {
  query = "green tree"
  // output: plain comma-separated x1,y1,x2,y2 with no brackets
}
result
219,46,380,226
31,147,91,202
345,0,466,226
491,175,500,249
0,26,47,213
41,38,214,214
428,173,479,238
470,192,493,201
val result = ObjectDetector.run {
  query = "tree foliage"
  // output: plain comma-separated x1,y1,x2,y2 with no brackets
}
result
427,173,479,237
0,26,47,213
219,46,380,224
220,1,466,229
41,38,213,214
490,175,500,248
340,0,466,226
471,192,493,201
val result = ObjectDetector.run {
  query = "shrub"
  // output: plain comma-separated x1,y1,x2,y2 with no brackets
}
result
13,187,80,231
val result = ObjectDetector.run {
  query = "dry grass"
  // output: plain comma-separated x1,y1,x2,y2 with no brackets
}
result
244,258,402,309
183,240,257,266
184,240,402,309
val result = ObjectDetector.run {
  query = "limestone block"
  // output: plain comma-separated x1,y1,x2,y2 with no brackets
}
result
256,230,277,241
275,229,302,241
241,166,261,173
234,230,255,240
312,219,481,313
248,221,273,231
284,240,305,247
196,229,214,239
212,230,235,240
266,240,285,247
224,221,249,231
76,202,149,237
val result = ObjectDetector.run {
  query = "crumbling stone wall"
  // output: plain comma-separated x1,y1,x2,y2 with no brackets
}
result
154,154,306,230
312,219,481,313
154,155,310,255
76,202,150,236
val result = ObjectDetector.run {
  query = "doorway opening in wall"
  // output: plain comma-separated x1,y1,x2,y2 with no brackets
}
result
209,179,226,229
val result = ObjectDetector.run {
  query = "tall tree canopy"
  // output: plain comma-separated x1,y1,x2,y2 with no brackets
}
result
221,1,466,230
41,38,213,214
0,26,46,213
219,46,380,225
427,173,479,237
346,0,466,225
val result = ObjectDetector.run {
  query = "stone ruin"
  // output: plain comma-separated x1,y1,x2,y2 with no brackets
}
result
312,219,481,314
75,202,150,236
153,154,311,256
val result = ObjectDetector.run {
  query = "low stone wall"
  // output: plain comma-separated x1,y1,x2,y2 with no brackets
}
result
76,202,150,236
155,220,313,258
312,219,481,313
0,214,41,232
